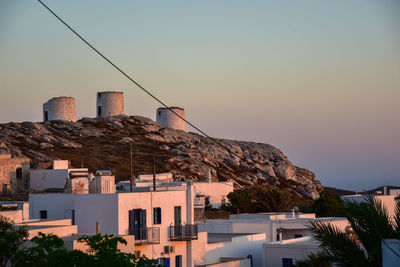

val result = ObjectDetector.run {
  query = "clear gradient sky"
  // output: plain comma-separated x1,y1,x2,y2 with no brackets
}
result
1,1,399,190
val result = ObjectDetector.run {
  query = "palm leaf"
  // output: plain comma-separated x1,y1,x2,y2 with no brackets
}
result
394,199,400,236
343,196,397,264
309,221,372,267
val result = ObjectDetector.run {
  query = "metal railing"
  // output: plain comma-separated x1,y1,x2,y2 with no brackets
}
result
169,224,198,241
128,227,160,245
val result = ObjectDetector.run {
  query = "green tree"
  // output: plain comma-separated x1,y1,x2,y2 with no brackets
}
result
226,190,256,213
78,234,158,266
310,192,345,217
226,188,296,213
310,196,400,267
289,252,332,267
14,232,159,267
0,216,28,267
14,233,84,267
252,188,295,212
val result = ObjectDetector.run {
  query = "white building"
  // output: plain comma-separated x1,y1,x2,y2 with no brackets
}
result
29,181,207,266
43,96,76,122
117,172,233,209
196,212,348,267
0,201,29,222
30,160,88,191
341,194,397,220
262,236,320,267
156,107,186,131
89,172,116,194
196,233,265,267
96,91,124,117
198,213,348,244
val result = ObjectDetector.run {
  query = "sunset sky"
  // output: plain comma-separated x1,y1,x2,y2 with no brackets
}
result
1,0,399,190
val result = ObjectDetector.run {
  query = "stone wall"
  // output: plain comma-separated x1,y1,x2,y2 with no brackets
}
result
0,155,30,193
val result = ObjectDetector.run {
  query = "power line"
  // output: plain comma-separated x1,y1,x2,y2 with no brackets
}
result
36,0,276,183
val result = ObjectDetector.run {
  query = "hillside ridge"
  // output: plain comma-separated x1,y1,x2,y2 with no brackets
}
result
0,115,323,199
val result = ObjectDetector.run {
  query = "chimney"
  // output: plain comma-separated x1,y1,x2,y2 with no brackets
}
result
96,221,100,234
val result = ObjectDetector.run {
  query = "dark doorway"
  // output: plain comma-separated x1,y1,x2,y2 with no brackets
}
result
174,206,181,225
129,209,147,239
40,210,47,219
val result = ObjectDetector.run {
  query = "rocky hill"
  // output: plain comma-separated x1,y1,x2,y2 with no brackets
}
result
0,115,323,199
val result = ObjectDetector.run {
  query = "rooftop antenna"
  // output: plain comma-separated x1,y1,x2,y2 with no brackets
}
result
153,159,156,191
130,142,134,192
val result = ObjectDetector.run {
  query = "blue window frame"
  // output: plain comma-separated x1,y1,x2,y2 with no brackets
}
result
282,258,293,267
175,255,182,267
156,257,170,267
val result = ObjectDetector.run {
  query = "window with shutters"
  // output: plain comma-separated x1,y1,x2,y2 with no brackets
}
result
153,207,161,224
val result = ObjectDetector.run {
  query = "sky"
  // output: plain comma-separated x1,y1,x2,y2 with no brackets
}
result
0,0,399,191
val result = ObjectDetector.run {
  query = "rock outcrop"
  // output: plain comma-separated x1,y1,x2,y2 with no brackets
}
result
0,115,323,199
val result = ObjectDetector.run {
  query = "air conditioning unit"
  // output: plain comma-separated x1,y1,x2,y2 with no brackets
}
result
164,245,175,254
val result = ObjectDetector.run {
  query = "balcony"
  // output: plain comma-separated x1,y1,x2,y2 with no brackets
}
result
129,227,160,245
169,224,198,241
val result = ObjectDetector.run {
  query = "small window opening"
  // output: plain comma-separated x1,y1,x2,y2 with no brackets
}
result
16,168,22,179
40,210,47,219
154,207,161,224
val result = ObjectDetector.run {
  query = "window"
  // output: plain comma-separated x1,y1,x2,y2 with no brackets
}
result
40,210,47,219
156,257,170,267
72,210,75,225
97,106,102,116
153,207,161,224
44,111,48,121
16,168,22,179
294,234,303,238
221,197,226,206
282,258,293,267
175,255,182,267
98,92,102,98
174,206,181,225
276,233,280,241
158,111,161,116
129,209,146,237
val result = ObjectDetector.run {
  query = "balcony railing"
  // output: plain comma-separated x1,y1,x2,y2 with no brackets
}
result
169,224,198,241
129,227,160,245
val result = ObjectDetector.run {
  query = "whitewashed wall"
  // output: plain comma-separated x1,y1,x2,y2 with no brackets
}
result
200,233,266,267
29,194,75,220
43,97,76,122
30,169,68,190
194,182,233,208
262,238,320,267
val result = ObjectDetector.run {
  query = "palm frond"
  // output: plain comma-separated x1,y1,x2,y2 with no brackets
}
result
343,196,396,264
309,221,372,267
394,199,400,236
